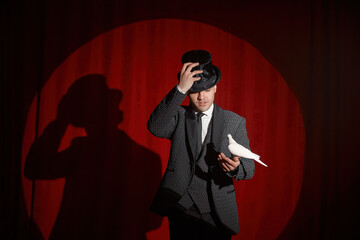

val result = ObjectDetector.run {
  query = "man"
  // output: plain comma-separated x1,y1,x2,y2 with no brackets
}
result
147,50,255,239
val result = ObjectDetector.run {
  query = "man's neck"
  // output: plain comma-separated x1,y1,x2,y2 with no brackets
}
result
194,103,214,116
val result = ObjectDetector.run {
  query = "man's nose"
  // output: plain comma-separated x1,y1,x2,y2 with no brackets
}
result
197,91,204,99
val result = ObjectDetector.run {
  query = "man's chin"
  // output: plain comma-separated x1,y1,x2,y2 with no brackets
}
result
197,105,210,112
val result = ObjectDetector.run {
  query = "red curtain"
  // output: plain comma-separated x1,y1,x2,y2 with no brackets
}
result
20,19,304,240
2,1,359,240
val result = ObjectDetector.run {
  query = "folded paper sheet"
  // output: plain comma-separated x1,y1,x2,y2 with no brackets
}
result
227,134,268,167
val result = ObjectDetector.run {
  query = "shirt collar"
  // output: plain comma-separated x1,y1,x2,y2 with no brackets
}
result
195,103,214,117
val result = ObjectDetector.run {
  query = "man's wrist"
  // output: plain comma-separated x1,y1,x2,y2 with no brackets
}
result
176,85,188,94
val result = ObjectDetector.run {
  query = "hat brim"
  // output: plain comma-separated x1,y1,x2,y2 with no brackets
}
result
189,65,221,93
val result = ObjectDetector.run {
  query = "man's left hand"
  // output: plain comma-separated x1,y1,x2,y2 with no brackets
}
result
217,153,240,172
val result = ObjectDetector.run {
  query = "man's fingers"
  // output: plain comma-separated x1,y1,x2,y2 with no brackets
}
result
180,63,203,81
218,154,231,171
181,62,194,74
225,159,237,168
178,62,204,93
220,162,231,172
218,153,240,171
220,160,239,172
186,62,199,70
191,70,203,76
181,62,198,73
179,62,203,87
220,153,240,162
218,153,233,163
184,62,202,75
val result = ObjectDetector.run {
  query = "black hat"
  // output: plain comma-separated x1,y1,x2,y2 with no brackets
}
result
178,50,221,92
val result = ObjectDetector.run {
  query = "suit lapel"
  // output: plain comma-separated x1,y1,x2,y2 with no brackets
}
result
185,108,197,161
185,103,225,161
211,103,225,153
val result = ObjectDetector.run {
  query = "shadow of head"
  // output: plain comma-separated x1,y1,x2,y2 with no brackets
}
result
58,74,123,135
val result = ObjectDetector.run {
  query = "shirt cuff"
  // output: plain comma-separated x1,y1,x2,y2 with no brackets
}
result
176,85,188,94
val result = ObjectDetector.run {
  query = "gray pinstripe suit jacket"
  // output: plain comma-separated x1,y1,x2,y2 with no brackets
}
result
147,86,255,234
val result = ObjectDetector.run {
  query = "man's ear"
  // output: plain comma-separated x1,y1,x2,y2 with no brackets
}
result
214,85,217,93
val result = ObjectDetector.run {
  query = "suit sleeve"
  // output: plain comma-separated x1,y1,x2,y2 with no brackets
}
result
147,86,187,139
226,117,255,180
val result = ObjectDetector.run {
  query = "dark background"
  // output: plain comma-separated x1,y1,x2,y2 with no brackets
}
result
1,0,360,239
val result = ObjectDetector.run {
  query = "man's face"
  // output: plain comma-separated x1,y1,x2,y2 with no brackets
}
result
188,85,217,112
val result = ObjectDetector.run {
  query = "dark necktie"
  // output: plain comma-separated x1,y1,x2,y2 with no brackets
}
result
195,112,204,159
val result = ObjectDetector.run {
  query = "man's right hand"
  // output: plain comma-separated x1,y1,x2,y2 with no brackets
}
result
178,62,203,93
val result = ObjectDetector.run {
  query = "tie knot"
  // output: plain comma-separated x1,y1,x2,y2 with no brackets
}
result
197,112,204,119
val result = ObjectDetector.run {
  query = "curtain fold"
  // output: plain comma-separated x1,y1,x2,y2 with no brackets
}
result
2,1,359,239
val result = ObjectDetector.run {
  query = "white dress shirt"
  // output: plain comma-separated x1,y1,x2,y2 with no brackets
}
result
197,103,214,144
176,85,214,144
